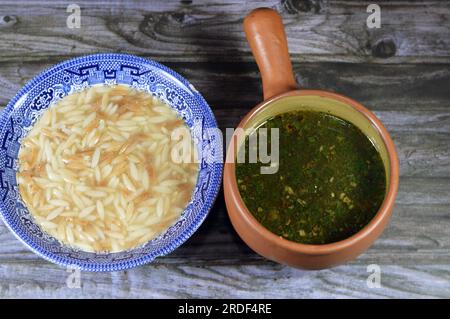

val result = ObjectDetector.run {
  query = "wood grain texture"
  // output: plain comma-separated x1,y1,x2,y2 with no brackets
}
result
2,61,450,179
1,178,449,264
0,0,449,63
0,263,449,298
0,0,449,299
1,61,450,110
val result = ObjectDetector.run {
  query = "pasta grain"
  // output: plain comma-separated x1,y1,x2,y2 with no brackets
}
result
18,85,198,252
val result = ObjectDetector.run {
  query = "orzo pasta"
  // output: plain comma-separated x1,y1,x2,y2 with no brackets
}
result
17,85,198,252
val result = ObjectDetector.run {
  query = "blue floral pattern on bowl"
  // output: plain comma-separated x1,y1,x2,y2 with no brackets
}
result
0,53,223,272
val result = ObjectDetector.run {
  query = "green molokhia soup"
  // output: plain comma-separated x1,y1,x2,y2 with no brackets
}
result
236,111,386,245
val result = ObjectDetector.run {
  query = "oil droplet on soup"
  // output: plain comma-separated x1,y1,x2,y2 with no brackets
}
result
236,111,386,245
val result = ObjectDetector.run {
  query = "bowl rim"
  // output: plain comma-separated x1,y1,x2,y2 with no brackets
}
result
224,89,399,256
0,53,223,271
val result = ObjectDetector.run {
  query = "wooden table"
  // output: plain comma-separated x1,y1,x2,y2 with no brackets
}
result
0,0,449,298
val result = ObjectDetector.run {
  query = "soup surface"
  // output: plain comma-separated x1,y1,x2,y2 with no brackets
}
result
17,85,198,252
236,111,386,244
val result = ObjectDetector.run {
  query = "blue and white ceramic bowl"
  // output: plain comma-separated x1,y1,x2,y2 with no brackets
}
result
0,53,222,271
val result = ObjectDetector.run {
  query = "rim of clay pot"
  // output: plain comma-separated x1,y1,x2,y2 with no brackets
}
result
224,89,400,255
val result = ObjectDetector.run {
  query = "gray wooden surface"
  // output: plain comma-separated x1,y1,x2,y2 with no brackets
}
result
0,0,449,298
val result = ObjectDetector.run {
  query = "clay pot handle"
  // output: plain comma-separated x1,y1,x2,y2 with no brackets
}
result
244,8,298,100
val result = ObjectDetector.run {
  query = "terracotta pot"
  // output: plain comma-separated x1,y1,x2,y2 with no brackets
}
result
223,8,400,269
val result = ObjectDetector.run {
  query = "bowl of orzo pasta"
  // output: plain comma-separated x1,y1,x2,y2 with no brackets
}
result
0,53,222,271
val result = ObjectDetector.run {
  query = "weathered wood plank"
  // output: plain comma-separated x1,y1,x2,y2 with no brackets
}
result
0,0,449,63
0,0,449,300
1,178,449,267
0,262,448,298
1,62,450,178
1,61,449,111
393,133,450,177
